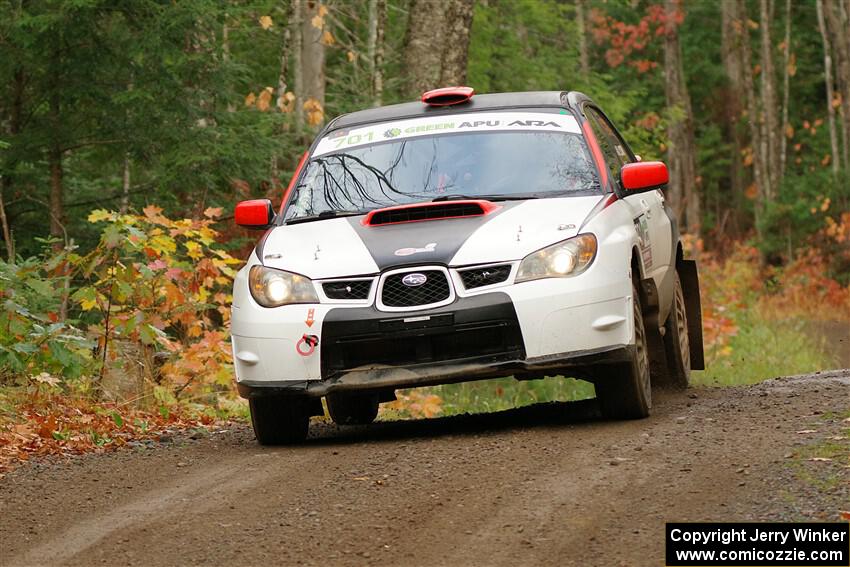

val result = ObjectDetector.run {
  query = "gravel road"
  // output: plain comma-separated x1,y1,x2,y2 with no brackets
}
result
1,369,848,567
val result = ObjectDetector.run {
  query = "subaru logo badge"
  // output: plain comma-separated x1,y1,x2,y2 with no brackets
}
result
402,273,427,287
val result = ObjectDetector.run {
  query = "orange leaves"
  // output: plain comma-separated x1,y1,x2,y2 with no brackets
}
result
0,393,227,478
258,15,273,30
384,390,443,419
256,87,273,112
303,98,324,127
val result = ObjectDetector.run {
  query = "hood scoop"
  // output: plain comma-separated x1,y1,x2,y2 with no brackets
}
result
362,200,500,227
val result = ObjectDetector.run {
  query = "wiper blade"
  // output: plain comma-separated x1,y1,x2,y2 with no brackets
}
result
286,210,367,224
431,194,538,202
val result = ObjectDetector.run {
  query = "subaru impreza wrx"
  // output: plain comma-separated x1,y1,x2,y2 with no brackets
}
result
230,87,704,444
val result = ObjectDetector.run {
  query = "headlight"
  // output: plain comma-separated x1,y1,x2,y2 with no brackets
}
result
248,265,319,307
516,233,597,282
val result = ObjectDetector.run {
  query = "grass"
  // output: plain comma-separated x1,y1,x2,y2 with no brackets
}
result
427,376,595,416
693,315,838,387
394,312,838,417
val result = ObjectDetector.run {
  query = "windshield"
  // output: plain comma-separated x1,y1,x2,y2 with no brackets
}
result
284,113,600,222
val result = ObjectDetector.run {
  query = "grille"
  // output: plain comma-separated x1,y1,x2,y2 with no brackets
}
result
322,279,373,300
367,202,486,226
459,264,512,289
381,270,451,307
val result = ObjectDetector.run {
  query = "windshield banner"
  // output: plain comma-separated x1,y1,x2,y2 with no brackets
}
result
313,112,582,157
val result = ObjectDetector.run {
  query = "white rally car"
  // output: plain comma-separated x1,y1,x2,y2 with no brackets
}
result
231,88,704,444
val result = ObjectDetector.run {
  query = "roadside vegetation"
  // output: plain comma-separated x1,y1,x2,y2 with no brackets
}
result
2,1,849,473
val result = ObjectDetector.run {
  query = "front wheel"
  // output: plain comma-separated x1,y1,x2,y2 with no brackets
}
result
326,392,379,425
662,271,691,389
249,397,310,445
594,281,652,419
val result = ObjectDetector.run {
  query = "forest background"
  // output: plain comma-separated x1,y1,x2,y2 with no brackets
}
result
0,0,848,470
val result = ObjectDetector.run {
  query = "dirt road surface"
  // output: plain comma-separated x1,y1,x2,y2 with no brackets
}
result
2,369,848,567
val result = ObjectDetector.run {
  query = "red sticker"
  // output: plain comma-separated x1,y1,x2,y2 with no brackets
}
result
305,308,315,327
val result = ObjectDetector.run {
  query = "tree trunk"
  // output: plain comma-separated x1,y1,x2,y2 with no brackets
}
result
576,0,590,79
663,0,700,235
758,0,780,198
367,0,387,107
0,68,24,261
823,0,850,172
120,152,131,213
817,0,842,180
737,0,768,236
439,0,475,86
48,89,65,245
778,0,791,178
292,0,305,137
721,0,746,234
300,0,326,130
404,0,448,96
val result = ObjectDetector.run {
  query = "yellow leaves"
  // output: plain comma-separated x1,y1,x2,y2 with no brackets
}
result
149,234,177,255
820,197,831,212
346,50,356,63
80,296,99,311
321,30,335,46
742,146,754,167
785,124,794,139
244,92,256,107
747,19,759,30
821,154,832,167
303,98,324,127
184,240,203,260
258,15,273,30
833,92,843,109
257,87,273,112
88,210,112,223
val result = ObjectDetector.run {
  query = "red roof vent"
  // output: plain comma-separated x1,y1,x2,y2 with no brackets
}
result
421,86,474,107
362,200,499,226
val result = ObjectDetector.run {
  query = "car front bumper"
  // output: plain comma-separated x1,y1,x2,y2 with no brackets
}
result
231,266,635,398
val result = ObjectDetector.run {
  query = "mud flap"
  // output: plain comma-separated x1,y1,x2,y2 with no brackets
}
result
678,260,705,370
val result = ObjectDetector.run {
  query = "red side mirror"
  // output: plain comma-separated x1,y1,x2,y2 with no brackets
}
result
235,199,275,229
620,161,669,191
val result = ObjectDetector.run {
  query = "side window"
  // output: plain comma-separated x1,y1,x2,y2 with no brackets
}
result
585,107,635,187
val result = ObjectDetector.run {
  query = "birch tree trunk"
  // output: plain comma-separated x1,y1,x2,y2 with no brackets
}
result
301,0,326,130
721,0,746,234
737,0,768,236
404,0,475,96
367,0,386,107
576,0,590,79
823,0,850,172
663,0,700,235
758,0,780,198
817,0,841,179
778,0,791,178
404,0,448,95
440,0,475,86
292,0,305,137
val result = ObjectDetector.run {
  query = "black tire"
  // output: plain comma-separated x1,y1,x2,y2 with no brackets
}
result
326,392,379,425
249,397,309,445
595,281,652,419
662,271,691,389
